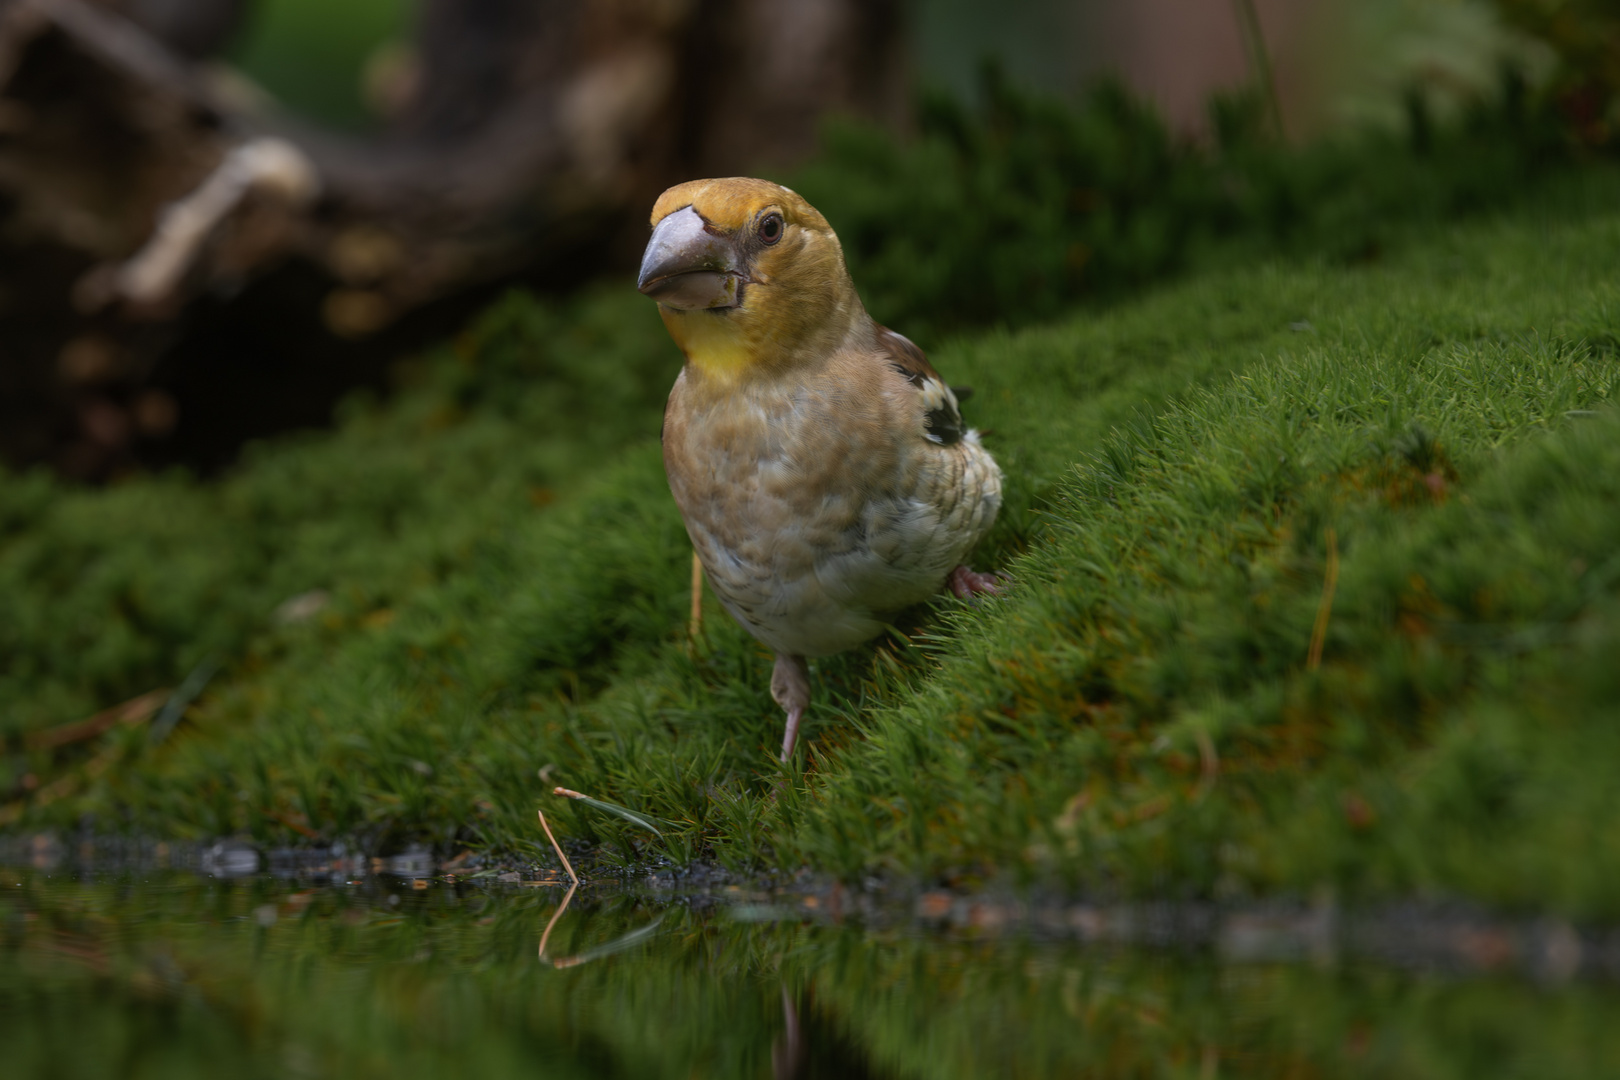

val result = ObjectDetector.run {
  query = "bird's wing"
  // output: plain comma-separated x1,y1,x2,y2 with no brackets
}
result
874,325,965,447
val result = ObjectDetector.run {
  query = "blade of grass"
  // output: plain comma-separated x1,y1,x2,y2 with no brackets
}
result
1307,528,1340,671
553,787,665,838
149,657,222,745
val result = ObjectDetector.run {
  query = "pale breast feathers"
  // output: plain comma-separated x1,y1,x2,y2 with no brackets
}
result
663,329,1000,658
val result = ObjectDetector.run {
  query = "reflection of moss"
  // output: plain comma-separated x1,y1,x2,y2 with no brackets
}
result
229,0,409,129
6,872,1620,1078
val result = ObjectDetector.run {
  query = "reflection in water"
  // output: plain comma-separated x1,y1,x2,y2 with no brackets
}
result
775,987,805,1079
538,882,666,969
530,884,874,1078
4,867,1620,1078
773,987,899,1080
537,881,577,964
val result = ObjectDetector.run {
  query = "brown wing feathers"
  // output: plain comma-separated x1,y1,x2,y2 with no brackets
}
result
877,325,965,446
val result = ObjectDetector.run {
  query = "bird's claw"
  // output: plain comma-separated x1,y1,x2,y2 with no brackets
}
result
949,565,1003,601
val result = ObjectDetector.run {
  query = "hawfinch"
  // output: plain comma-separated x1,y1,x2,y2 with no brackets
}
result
639,177,1002,761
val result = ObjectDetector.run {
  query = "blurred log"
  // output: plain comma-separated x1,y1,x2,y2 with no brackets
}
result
0,0,907,478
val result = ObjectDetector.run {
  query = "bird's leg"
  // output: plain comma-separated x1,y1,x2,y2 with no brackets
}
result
688,551,705,642
949,564,1002,600
770,653,811,762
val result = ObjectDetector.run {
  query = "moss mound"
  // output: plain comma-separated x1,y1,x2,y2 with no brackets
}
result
4,97,1620,917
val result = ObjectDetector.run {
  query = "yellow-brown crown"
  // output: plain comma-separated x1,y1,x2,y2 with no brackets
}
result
649,177,829,236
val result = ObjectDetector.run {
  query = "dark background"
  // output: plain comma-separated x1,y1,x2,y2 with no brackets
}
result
0,0,1607,479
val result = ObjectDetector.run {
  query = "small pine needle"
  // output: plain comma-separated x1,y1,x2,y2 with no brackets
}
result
553,787,665,838
537,809,579,885
1307,528,1339,671
1194,729,1220,801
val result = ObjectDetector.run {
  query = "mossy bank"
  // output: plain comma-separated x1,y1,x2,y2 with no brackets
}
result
6,159,1620,916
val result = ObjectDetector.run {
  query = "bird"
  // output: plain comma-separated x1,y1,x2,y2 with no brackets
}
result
637,177,1002,762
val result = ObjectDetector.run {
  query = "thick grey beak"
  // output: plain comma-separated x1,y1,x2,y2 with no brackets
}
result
637,205,744,310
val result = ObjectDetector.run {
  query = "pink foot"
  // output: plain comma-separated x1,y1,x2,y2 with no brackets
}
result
949,565,1002,600
779,705,804,763
771,653,811,761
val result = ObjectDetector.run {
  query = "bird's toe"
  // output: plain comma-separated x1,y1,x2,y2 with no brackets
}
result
949,564,1003,601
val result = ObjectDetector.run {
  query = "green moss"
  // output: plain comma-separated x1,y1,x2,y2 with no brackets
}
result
0,287,676,757
794,313,1620,914
5,97,1620,917
780,64,1572,338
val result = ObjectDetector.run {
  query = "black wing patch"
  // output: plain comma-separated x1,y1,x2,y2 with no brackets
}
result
877,325,964,446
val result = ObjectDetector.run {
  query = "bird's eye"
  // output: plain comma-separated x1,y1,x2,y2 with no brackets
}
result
758,213,784,245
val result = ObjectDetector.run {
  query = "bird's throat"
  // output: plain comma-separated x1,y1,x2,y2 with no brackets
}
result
661,307,753,386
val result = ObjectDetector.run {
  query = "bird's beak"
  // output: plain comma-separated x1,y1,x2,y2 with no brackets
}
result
637,205,744,310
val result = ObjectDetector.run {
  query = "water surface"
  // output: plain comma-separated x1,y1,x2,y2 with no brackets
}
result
5,859,1619,1078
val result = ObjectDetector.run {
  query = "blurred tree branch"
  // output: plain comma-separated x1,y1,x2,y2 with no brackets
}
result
0,0,906,477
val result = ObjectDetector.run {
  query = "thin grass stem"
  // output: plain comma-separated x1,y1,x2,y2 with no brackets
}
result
1307,528,1339,671
537,809,579,885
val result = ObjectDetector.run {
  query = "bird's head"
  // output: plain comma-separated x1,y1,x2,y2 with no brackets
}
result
638,178,863,385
